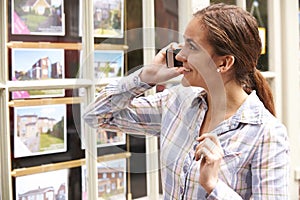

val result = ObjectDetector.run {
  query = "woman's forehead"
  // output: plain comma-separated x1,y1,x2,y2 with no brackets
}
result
183,18,215,54
184,18,207,44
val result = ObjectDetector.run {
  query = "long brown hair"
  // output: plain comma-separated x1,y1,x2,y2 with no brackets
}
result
194,3,275,116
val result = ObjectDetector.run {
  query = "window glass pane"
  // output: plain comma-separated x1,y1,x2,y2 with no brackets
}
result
246,0,269,71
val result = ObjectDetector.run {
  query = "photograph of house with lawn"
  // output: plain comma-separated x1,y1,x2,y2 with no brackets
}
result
12,0,65,35
93,50,124,79
93,0,124,37
14,104,66,158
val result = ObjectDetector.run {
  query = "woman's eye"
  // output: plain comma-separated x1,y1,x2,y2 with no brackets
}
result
183,39,200,51
188,42,198,50
189,44,196,50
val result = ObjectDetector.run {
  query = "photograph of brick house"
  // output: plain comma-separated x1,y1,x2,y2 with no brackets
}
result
16,169,68,200
11,48,64,99
12,48,64,81
82,159,126,200
14,104,66,158
12,0,65,35
97,167,125,197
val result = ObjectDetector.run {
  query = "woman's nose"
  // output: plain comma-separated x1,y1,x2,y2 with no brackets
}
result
175,50,187,62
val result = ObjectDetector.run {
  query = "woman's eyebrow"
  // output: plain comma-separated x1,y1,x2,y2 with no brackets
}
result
185,38,202,49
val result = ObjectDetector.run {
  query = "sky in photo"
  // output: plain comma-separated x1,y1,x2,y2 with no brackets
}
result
15,104,66,121
12,48,64,72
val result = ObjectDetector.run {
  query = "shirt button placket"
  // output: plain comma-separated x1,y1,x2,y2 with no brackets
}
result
183,164,188,173
180,162,190,199
180,186,184,194
179,186,184,200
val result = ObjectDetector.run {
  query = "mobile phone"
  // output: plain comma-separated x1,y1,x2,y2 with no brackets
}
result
166,49,183,67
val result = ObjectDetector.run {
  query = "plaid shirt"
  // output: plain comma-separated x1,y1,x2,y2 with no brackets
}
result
83,71,289,200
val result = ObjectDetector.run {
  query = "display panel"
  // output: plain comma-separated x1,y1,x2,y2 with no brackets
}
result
11,48,65,99
82,158,126,200
3,0,143,199
15,169,69,200
14,104,67,158
11,0,65,35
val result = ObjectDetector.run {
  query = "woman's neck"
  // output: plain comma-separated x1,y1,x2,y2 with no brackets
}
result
224,80,248,117
204,80,248,132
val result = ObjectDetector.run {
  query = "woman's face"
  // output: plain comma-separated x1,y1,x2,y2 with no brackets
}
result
176,17,222,89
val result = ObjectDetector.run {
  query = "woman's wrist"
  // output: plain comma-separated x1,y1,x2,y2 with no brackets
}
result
139,66,158,85
202,179,218,194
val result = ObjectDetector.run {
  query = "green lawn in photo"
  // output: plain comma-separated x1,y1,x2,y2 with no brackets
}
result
29,89,64,96
40,133,64,151
94,28,120,36
22,14,47,32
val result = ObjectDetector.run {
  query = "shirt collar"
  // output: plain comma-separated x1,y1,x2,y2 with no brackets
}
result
189,89,267,135
190,87,207,107
212,91,267,135
192,89,265,123
231,91,266,125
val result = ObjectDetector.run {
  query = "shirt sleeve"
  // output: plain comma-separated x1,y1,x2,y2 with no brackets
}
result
206,180,243,200
82,69,167,135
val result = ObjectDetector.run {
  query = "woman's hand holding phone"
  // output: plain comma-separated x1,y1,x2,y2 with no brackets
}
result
139,43,184,85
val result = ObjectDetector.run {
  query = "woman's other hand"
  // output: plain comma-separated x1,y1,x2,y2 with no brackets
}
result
194,133,224,194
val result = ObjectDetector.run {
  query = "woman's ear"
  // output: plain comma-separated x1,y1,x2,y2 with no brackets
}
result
217,55,235,72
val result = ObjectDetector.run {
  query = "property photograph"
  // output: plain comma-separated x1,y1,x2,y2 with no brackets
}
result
14,104,67,158
93,50,124,80
79,0,124,38
12,0,65,35
96,128,126,148
16,169,68,200
11,48,65,99
82,159,126,200
93,0,124,37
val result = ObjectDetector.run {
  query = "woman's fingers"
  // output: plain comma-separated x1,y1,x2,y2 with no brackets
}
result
197,133,221,146
194,134,224,163
152,42,180,65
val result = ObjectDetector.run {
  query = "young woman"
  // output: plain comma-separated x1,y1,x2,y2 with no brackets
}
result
84,3,289,199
